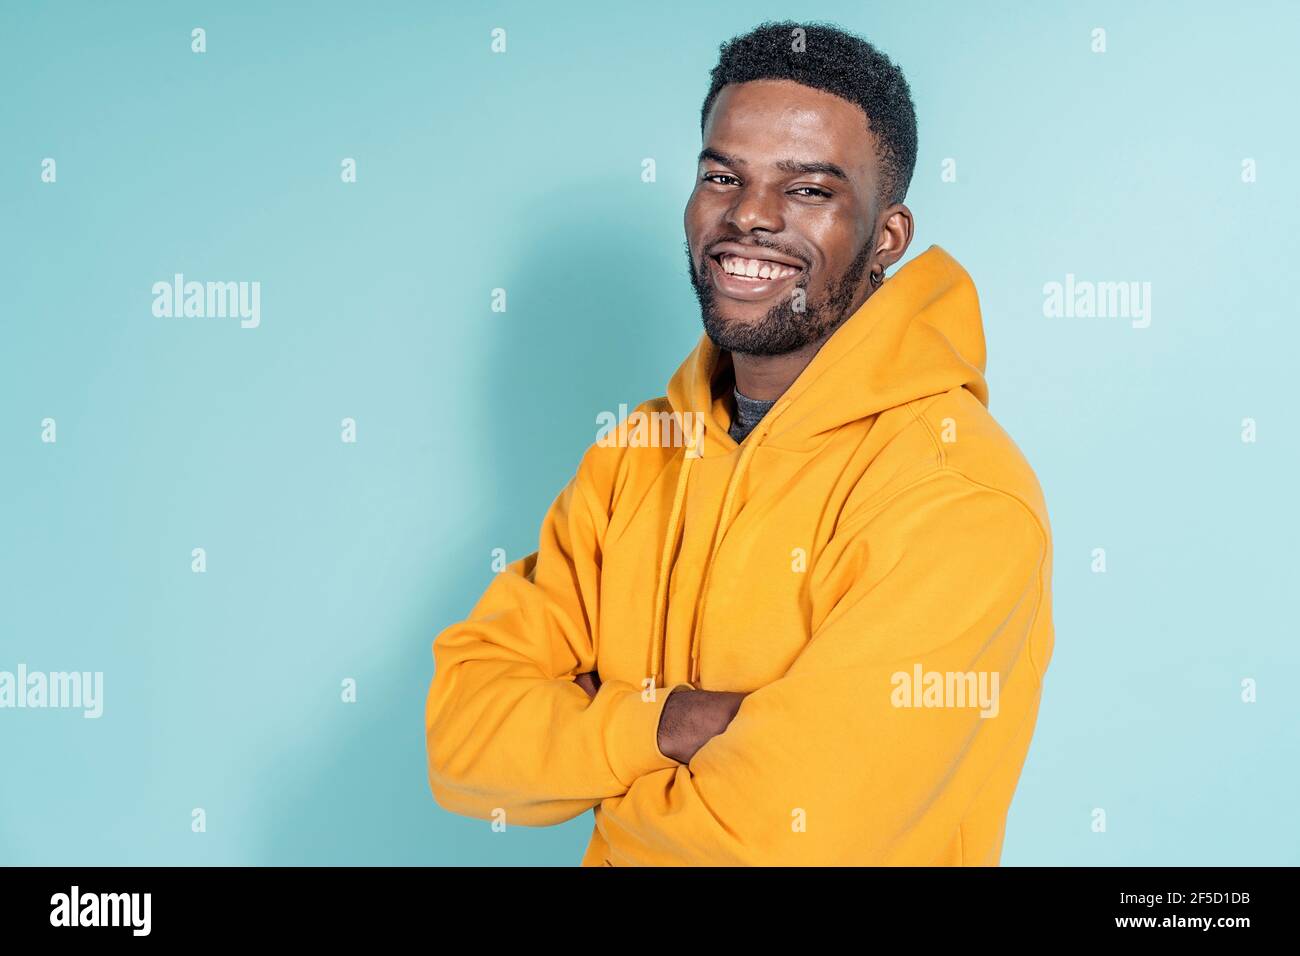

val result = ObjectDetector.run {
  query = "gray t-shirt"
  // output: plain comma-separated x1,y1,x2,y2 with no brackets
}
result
728,387,777,444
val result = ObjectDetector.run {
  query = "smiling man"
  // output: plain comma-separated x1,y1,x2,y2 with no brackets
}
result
425,21,1055,866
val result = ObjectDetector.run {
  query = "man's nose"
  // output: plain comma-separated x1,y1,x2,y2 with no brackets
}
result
727,184,784,234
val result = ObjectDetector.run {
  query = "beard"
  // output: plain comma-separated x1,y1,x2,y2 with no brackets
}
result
685,238,873,356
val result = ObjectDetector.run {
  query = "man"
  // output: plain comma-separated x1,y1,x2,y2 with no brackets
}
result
425,21,1054,866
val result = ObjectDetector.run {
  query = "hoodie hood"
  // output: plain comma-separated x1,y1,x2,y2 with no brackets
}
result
667,244,989,455
649,244,990,686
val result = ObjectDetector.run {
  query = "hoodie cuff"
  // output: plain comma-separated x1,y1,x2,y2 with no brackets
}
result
605,681,693,785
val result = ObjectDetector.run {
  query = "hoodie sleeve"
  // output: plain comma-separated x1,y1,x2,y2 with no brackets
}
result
593,472,1051,865
424,443,685,827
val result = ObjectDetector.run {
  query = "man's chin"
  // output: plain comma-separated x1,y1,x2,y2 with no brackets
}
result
690,272,818,355
705,307,761,332
701,310,761,351
703,310,798,356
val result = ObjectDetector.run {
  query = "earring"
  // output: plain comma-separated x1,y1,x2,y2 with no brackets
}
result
871,269,885,287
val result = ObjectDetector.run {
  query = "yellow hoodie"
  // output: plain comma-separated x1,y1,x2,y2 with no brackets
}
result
425,244,1054,866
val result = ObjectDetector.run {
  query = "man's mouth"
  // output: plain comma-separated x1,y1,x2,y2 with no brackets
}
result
705,251,806,303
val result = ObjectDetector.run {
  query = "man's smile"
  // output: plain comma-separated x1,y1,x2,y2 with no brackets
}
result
705,242,807,303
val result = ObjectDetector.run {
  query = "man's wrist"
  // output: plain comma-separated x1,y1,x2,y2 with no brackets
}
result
657,685,745,763
656,683,697,763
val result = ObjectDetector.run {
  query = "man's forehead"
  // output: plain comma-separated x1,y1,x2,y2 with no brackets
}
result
703,79,877,181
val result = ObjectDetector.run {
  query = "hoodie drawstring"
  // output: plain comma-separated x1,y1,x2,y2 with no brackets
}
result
648,436,695,687
686,408,781,684
647,405,785,688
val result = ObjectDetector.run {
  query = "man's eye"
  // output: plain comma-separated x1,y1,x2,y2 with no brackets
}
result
704,173,740,185
793,186,832,198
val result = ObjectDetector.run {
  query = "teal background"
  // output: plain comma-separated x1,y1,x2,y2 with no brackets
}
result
2,0,1296,865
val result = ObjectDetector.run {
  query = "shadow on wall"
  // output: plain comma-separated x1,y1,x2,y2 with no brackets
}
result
251,180,697,864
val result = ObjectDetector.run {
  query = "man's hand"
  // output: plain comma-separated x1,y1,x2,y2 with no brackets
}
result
574,670,601,699
656,686,746,764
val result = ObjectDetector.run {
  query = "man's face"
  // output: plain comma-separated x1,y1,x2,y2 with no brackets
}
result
685,78,882,356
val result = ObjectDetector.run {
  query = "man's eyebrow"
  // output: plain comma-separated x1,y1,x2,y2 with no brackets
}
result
774,158,850,181
698,147,743,168
697,148,849,182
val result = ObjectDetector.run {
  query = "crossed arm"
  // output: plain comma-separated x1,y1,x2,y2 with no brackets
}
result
426,459,1048,863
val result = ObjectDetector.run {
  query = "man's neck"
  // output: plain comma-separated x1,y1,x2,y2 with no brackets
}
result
730,326,835,401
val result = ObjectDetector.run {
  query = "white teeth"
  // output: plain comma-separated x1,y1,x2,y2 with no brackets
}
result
718,253,800,279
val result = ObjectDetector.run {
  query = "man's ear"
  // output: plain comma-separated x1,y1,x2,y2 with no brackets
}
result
874,203,915,272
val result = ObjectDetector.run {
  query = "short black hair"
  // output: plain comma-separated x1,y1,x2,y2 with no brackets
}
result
700,21,918,207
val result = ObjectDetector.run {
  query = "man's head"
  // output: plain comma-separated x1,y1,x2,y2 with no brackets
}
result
685,21,917,356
